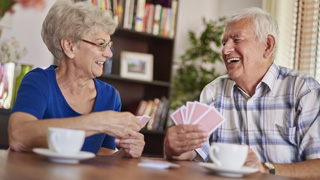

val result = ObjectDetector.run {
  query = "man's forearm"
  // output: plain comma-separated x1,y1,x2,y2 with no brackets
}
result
272,159,320,180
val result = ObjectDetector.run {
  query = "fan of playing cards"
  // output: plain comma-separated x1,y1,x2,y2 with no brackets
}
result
170,101,225,135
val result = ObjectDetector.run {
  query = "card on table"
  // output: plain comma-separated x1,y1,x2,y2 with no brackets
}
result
138,159,180,169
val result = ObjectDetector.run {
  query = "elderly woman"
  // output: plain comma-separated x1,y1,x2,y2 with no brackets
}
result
8,0,145,158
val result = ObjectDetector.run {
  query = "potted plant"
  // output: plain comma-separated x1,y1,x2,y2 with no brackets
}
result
170,17,226,109
0,37,27,109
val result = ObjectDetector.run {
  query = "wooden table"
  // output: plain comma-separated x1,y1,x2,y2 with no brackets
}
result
0,150,299,180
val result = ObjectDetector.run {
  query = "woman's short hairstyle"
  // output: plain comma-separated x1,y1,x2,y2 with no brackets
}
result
41,0,117,61
225,7,279,58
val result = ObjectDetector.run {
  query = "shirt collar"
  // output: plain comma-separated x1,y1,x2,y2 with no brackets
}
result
230,62,280,95
260,63,280,92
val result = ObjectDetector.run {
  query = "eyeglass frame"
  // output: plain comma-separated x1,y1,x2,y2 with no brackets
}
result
81,39,113,51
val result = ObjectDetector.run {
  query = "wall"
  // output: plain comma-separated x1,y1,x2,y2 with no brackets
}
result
173,0,263,76
1,0,263,70
0,0,56,69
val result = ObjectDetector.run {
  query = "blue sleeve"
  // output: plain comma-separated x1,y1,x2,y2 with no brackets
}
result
11,70,48,119
93,79,122,150
100,89,120,150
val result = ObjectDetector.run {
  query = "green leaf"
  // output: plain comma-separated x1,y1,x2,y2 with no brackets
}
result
170,17,227,109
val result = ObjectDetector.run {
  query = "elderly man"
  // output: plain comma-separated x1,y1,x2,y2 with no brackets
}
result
164,7,320,179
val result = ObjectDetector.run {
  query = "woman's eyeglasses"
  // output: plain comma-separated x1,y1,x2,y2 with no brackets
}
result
81,39,113,51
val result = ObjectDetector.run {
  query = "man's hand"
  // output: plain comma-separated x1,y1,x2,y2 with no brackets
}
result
164,124,208,160
244,148,267,173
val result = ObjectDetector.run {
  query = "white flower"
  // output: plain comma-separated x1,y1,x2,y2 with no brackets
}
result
0,37,27,64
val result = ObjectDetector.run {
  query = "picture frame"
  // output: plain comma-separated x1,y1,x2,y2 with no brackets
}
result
120,51,154,82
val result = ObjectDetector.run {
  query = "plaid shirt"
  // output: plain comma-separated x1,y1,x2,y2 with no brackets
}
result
196,63,320,163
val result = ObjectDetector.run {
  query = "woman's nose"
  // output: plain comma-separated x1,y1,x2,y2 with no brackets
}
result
103,47,113,58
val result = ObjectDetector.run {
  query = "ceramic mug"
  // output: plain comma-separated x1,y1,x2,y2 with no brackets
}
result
209,143,248,170
47,127,85,155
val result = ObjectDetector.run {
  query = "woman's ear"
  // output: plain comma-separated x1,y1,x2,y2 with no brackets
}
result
263,35,275,59
61,38,75,59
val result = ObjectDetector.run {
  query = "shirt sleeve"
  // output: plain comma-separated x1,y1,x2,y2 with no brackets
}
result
195,141,210,162
11,70,48,119
297,84,320,160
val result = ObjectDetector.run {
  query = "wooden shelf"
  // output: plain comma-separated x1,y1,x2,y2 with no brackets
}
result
98,74,171,87
115,27,174,41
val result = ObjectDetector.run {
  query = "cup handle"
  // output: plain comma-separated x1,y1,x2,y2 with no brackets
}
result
50,132,61,153
209,146,221,167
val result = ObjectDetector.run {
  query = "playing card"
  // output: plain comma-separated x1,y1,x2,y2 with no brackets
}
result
170,107,184,125
170,101,225,136
180,105,187,124
186,101,194,124
137,115,152,128
138,159,180,169
193,107,224,135
188,102,211,124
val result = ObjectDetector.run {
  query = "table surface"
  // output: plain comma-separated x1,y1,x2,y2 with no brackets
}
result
0,150,300,180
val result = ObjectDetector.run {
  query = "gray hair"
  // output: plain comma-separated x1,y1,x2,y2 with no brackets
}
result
41,0,117,61
225,7,279,58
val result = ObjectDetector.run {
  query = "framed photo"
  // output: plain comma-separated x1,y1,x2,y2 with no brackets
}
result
120,51,154,82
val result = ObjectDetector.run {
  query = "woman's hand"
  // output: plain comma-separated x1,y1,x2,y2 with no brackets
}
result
115,131,145,158
98,111,141,139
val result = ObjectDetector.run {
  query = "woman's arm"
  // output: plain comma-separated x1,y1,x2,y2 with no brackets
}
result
8,111,141,152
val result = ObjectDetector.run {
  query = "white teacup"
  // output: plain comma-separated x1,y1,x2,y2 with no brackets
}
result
209,143,248,170
47,127,85,155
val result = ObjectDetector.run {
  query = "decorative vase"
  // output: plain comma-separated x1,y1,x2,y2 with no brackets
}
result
12,64,33,106
0,62,15,109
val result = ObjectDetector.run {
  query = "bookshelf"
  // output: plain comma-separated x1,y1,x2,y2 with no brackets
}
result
98,27,173,113
96,0,178,129
95,0,179,157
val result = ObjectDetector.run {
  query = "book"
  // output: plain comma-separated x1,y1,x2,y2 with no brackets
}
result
127,0,136,29
135,100,147,116
143,100,154,116
146,98,161,130
157,5,164,35
134,0,146,32
160,7,168,36
146,4,155,34
142,3,150,32
156,96,169,131
164,8,171,37
169,0,178,38
123,0,131,29
152,4,162,35
117,0,124,27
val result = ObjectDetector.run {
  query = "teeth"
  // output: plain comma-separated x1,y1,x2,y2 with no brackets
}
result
96,61,104,65
227,58,240,64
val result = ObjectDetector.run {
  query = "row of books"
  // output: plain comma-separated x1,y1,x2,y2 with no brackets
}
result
91,0,178,38
135,96,170,131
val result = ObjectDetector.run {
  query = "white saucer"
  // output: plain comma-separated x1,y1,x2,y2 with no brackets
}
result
199,162,258,177
33,148,95,164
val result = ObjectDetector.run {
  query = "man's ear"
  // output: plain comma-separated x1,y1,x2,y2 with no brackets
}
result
61,38,75,59
263,35,275,59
